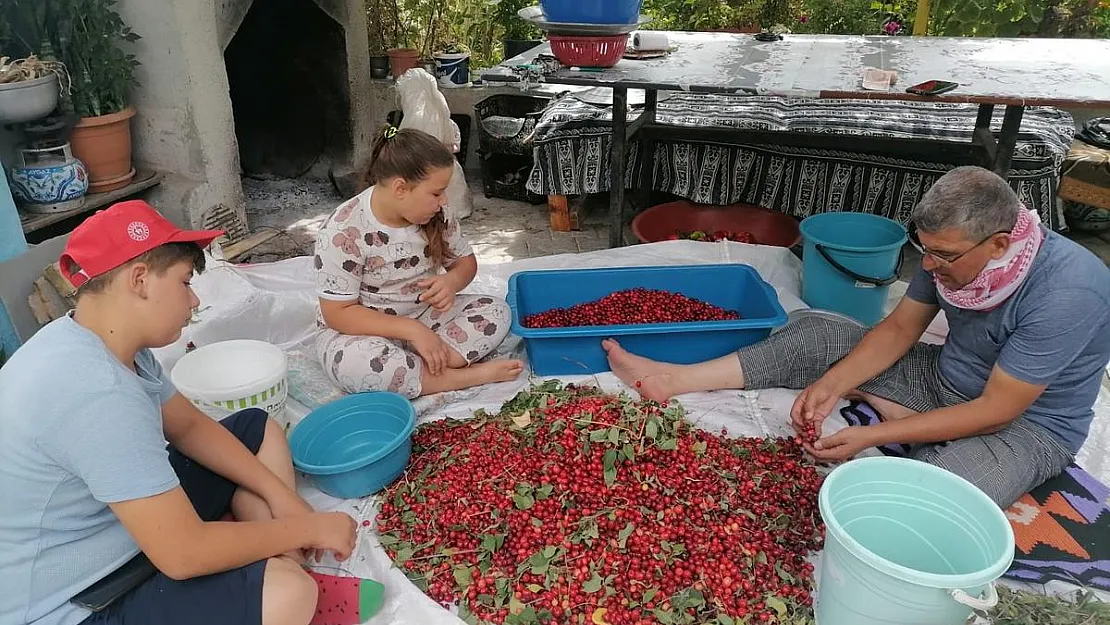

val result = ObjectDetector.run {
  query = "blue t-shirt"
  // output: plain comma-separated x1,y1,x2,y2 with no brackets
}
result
905,227,1110,453
0,316,180,625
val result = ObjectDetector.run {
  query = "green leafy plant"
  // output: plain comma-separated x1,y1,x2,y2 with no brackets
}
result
2,0,141,118
929,0,1110,37
56,0,141,117
493,0,542,41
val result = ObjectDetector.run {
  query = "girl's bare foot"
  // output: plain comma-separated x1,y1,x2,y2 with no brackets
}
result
421,359,524,395
602,339,679,402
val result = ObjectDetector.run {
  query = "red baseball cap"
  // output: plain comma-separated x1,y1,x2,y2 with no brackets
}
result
60,200,225,289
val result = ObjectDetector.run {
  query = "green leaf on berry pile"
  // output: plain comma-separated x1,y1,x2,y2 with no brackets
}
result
454,566,473,588
643,589,658,604
716,614,735,625
765,596,788,617
646,418,660,440
536,483,554,499
582,572,605,593
513,493,535,510
480,534,506,552
653,609,676,625
549,419,567,435
457,602,480,625
621,443,636,461
692,441,708,456
531,517,544,527
377,533,400,546
404,570,429,591
775,562,795,583
617,522,635,548
658,437,678,451
509,595,526,615
756,551,768,565
477,594,495,608
527,583,543,593
394,546,415,564
589,428,610,443
603,449,618,486
607,426,621,445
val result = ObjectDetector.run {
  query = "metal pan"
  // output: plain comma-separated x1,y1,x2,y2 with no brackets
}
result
517,6,653,36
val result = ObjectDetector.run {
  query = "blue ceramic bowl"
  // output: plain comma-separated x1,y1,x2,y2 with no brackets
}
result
290,392,416,499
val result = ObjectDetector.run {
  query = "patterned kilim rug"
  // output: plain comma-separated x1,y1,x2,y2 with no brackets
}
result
842,401,1110,591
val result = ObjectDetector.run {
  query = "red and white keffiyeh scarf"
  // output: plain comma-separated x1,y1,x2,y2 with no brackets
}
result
935,208,1045,312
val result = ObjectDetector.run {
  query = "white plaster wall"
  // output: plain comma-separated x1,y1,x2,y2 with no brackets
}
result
120,0,379,229
117,0,245,229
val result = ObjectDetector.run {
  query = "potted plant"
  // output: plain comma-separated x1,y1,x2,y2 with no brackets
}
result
54,0,142,194
495,0,543,61
367,0,399,79
0,55,64,124
387,0,421,79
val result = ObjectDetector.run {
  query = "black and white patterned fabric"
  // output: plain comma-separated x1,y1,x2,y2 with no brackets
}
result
527,93,1076,230
738,315,1074,507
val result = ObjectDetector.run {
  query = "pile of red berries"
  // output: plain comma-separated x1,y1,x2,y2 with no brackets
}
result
522,288,741,329
668,230,758,244
376,382,825,625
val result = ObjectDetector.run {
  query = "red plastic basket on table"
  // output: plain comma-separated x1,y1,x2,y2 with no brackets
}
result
548,35,628,69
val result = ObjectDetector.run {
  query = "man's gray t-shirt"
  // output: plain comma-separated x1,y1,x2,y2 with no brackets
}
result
906,227,1110,453
0,316,180,625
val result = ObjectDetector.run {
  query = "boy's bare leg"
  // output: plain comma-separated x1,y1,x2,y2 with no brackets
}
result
262,556,318,625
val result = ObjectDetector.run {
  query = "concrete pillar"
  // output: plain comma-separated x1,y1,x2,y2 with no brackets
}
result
0,156,28,358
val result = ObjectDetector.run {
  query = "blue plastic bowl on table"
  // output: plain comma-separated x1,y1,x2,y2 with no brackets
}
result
290,392,416,499
539,0,643,24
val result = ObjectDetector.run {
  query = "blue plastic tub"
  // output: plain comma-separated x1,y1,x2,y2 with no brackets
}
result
289,392,416,499
800,212,906,327
817,457,1014,625
507,264,787,376
540,0,643,24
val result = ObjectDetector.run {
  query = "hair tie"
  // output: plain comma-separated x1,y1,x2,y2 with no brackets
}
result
383,126,398,140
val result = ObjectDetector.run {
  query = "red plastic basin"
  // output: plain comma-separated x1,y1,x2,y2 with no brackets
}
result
631,201,802,248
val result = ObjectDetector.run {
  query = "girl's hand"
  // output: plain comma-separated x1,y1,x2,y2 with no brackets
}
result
411,327,453,376
417,275,458,312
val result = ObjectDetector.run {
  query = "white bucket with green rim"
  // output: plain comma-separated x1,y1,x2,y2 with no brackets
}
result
171,339,289,421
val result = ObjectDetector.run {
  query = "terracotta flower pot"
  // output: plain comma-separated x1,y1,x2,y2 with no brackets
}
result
387,48,420,79
69,105,137,193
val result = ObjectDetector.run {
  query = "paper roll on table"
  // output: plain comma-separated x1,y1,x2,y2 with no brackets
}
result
631,31,670,51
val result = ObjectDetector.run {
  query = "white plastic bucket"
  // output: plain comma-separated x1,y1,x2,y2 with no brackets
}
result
171,339,289,421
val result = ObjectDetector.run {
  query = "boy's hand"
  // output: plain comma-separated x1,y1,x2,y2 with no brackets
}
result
417,275,458,312
309,512,358,561
267,491,321,562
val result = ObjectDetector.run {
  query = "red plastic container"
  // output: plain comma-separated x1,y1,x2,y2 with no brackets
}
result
548,35,629,69
631,200,802,248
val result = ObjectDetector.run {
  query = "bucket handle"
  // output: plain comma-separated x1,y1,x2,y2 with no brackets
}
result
949,583,999,612
815,243,903,287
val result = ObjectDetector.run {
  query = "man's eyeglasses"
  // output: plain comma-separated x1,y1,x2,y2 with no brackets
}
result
907,222,1008,267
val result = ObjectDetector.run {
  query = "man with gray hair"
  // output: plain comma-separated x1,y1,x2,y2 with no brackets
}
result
604,166,1110,508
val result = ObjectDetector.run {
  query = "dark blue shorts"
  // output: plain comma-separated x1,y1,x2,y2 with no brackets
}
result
81,409,270,625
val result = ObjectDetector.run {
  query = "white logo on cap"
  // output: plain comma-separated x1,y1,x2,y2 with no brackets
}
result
127,221,150,242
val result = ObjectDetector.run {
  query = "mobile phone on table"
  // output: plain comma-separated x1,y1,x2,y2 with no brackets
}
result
906,80,959,96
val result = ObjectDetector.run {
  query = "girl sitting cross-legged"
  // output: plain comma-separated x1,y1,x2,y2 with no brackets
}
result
314,126,523,398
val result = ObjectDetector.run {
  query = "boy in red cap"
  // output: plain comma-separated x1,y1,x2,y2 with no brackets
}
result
0,201,357,625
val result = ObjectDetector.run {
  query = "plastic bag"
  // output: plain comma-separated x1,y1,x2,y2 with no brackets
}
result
395,69,473,220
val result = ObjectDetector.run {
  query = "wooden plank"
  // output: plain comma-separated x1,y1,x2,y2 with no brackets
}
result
19,170,166,235
221,230,282,261
548,195,572,232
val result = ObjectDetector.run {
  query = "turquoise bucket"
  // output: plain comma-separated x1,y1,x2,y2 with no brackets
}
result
800,212,907,327
816,457,1015,625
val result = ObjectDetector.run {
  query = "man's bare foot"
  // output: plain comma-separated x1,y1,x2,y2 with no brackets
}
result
422,359,524,395
602,339,679,402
